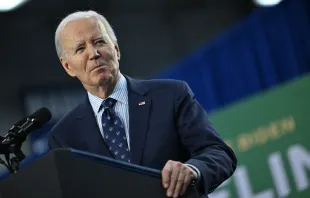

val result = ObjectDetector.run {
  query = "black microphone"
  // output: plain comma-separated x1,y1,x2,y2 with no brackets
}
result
1,107,52,146
8,117,28,134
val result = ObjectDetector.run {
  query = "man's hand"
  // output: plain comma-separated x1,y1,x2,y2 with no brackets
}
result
162,160,198,197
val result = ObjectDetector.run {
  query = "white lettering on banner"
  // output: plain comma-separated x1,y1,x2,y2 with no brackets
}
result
208,144,310,198
268,152,291,197
288,145,310,191
234,166,274,198
208,191,230,198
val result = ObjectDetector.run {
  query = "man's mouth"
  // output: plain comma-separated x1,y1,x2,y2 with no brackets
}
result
93,64,107,70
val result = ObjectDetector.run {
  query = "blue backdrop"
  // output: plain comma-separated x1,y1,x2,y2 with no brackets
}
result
154,0,310,112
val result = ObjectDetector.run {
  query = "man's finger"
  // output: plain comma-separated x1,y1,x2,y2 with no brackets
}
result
167,162,181,197
180,172,194,195
162,161,173,188
173,167,186,198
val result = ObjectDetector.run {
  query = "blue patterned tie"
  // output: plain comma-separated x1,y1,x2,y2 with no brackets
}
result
100,98,131,163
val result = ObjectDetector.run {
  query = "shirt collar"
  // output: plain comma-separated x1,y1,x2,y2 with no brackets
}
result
88,73,128,114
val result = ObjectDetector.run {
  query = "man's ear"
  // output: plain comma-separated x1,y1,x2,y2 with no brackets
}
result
60,57,76,77
115,43,121,60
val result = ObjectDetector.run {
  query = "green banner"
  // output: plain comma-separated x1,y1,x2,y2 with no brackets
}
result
208,74,310,198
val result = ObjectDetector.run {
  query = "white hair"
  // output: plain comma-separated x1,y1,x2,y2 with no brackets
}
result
55,10,117,59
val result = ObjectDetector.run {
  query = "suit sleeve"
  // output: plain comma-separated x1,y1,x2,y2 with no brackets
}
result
175,81,237,195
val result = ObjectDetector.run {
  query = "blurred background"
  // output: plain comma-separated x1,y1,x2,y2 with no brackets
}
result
0,0,309,197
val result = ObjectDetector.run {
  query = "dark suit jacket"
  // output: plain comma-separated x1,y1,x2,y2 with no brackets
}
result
48,76,237,197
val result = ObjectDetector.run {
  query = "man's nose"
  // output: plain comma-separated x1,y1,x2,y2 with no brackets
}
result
89,46,100,60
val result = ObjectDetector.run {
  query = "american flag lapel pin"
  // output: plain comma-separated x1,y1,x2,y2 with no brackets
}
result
138,101,146,106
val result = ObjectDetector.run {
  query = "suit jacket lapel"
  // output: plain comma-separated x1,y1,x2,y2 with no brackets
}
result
75,96,113,157
126,76,151,165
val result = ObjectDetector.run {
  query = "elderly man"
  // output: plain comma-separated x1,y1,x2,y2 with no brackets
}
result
48,10,237,198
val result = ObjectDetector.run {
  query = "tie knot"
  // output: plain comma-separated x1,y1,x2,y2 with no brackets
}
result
101,98,117,110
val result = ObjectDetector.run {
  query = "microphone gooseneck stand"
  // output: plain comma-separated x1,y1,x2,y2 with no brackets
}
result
0,108,52,174
0,125,27,174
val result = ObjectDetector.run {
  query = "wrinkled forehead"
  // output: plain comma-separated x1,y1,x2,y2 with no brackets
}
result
60,17,111,47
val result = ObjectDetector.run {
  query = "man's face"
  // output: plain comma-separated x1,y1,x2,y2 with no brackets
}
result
60,17,120,89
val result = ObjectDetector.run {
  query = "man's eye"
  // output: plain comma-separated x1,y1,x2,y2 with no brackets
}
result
76,47,85,53
95,40,106,45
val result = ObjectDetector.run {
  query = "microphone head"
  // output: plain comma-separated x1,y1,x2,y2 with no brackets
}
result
29,107,52,127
